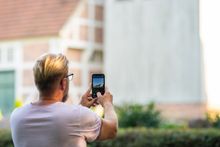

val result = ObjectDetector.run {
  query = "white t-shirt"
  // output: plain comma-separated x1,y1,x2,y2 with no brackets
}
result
10,102,101,147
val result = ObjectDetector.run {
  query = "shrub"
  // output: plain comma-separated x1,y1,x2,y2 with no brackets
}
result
89,128,220,147
0,129,13,147
116,102,161,128
206,112,220,128
212,115,220,128
188,118,211,128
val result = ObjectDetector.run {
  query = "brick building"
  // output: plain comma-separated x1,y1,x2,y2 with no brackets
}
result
0,0,104,115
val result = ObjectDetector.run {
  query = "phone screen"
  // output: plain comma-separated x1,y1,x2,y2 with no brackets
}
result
92,74,105,98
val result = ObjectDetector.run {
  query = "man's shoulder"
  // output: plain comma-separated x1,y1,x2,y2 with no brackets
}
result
11,104,30,115
10,104,31,123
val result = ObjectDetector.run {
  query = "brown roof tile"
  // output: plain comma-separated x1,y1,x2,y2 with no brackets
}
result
0,0,80,40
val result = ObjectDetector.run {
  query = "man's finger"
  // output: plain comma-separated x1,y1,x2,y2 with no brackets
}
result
97,92,102,97
105,87,109,93
89,98,96,104
95,100,99,104
88,97,93,101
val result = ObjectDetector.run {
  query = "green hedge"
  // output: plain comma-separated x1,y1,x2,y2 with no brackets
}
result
89,128,220,147
117,103,161,128
0,129,13,147
1,128,220,147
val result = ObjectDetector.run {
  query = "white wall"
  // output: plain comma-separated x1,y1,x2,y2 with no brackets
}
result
104,0,204,104
200,0,220,111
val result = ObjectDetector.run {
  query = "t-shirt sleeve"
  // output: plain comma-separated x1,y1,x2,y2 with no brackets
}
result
79,106,102,142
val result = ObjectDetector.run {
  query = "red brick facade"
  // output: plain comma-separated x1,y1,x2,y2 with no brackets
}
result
157,103,207,121
23,42,49,62
23,69,34,87
95,5,104,21
66,49,83,62
79,25,89,41
95,27,103,43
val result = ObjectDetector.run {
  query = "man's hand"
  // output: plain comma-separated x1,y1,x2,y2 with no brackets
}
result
97,90,113,107
80,87,97,108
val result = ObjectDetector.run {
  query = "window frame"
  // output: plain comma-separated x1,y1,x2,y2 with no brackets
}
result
0,44,17,66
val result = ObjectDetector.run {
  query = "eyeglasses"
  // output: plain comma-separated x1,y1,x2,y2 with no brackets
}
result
66,73,74,81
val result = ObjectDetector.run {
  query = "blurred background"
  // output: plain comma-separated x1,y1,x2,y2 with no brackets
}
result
0,0,220,132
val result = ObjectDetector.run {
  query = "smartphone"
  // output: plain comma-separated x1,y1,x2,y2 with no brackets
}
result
92,74,105,98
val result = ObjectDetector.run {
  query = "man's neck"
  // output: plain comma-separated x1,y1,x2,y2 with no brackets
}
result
38,99,60,105
34,93,62,105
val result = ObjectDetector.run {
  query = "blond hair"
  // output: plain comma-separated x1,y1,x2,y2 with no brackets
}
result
33,53,69,92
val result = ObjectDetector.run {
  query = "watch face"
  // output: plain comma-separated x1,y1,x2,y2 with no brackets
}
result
92,74,105,98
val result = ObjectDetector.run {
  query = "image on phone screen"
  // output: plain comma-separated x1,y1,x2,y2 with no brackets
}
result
92,74,105,98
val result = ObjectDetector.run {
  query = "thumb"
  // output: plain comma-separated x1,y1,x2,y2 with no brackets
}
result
97,92,102,98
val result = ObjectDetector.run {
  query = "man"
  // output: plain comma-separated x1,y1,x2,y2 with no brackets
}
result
10,53,118,147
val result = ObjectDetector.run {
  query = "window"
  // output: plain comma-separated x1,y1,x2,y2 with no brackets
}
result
89,50,103,63
7,47,14,63
0,43,19,116
0,44,16,65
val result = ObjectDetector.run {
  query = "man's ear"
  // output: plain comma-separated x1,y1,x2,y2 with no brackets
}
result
60,78,67,91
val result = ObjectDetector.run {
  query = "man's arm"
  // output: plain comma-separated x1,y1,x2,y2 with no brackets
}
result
96,92,118,140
